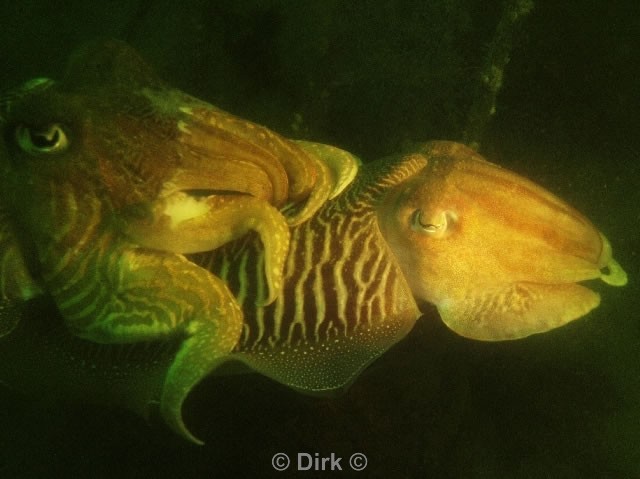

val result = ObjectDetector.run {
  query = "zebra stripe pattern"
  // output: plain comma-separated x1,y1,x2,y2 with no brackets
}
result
36,183,222,342
194,153,428,353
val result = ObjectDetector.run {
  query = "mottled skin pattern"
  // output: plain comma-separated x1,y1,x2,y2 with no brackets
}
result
0,42,627,444
0,40,357,443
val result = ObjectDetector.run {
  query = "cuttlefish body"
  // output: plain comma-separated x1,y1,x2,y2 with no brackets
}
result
0,43,627,444
0,40,358,443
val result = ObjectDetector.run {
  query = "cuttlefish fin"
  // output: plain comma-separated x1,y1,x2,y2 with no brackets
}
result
438,281,601,341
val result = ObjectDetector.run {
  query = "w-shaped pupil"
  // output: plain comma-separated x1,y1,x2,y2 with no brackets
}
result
32,128,60,148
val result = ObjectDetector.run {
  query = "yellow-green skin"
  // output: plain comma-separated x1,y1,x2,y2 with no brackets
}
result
0,40,358,444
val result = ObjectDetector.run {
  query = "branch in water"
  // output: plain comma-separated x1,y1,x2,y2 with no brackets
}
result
462,0,534,150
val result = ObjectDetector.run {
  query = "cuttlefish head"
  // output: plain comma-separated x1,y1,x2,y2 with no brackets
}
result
379,141,627,341
0,39,327,256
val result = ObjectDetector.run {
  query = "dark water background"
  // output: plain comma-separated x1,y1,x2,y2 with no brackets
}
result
1,1,639,477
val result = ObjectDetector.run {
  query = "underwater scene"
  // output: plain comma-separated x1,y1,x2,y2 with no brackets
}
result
0,1,638,477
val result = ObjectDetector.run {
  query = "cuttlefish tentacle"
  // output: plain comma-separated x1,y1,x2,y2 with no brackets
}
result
124,193,290,306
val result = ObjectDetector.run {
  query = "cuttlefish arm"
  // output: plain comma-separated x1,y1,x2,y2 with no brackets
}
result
142,87,359,227
60,38,356,225
122,140,359,305
380,141,627,341
124,192,290,306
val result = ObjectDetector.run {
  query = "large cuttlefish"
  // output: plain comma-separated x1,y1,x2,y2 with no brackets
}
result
0,41,627,444
0,40,358,443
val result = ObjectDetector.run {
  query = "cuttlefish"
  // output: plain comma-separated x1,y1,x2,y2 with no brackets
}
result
0,38,359,307
0,44,627,444
0,40,358,442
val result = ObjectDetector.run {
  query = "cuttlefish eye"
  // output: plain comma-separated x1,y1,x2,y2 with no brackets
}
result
15,123,69,154
410,209,457,238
